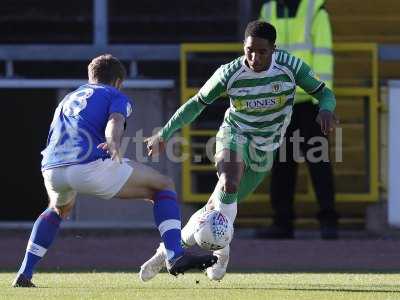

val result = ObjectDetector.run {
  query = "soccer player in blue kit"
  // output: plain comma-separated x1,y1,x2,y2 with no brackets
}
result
12,54,217,287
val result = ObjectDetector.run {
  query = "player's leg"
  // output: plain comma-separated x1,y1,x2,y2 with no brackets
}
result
116,161,185,263
140,149,244,281
140,127,245,281
179,178,222,248
178,128,246,246
115,161,175,199
66,159,185,266
195,148,246,281
179,148,244,250
236,150,274,202
140,199,214,281
13,168,76,287
205,146,273,228
214,148,245,205
181,128,245,251
139,205,207,281
207,151,272,281
139,204,208,281
113,160,217,276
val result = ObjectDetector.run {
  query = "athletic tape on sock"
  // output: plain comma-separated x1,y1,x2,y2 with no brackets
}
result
26,241,47,257
158,219,181,236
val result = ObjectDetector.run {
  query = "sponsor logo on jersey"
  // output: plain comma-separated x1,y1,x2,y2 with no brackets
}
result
245,97,280,110
233,95,289,112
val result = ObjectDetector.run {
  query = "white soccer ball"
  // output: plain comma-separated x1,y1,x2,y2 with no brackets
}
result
194,210,234,251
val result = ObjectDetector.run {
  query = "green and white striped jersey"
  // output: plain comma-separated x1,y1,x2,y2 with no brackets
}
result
195,49,331,151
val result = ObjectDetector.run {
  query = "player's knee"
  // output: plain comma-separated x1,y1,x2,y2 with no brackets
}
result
48,205,68,219
154,175,175,192
219,174,240,193
49,200,75,219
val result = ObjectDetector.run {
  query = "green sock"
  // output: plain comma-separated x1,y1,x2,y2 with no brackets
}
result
215,189,238,204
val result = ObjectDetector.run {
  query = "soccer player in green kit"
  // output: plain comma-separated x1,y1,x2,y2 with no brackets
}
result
140,20,337,281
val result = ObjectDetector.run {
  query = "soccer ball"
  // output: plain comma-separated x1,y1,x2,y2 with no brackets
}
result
194,210,234,251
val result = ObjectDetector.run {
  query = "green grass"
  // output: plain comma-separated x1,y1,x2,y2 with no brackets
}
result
1,272,400,300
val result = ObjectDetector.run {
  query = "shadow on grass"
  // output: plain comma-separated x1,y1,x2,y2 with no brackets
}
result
3,269,400,274
32,285,400,293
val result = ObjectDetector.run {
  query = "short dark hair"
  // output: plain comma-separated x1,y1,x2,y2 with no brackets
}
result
245,20,276,44
88,54,127,85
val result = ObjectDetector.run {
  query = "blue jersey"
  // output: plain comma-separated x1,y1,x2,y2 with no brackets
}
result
41,84,133,170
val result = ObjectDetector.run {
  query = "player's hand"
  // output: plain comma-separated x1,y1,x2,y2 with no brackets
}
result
316,110,339,135
97,141,122,163
144,133,165,156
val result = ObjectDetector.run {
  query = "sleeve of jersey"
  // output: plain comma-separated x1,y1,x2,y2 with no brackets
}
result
109,92,133,118
295,60,336,112
159,67,227,140
311,9,334,89
313,86,336,112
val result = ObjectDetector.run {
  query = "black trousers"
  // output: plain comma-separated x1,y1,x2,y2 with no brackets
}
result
270,102,338,228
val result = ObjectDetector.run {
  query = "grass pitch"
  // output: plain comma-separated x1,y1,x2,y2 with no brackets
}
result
1,272,400,300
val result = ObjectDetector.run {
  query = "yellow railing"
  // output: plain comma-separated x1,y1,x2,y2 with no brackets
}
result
180,43,379,203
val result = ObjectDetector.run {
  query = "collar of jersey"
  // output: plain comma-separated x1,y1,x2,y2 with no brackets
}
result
86,82,117,91
241,52,277,75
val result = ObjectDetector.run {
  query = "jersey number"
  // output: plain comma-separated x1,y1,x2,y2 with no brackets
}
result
62,88,94,116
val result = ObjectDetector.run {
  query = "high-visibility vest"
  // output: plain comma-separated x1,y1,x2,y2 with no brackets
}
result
260,0,333,104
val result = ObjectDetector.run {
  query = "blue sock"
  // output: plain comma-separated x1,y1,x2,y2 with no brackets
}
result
18,208,62,279
153,190,184,261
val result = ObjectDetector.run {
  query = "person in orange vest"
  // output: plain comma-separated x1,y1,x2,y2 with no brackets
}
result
258,0,339,239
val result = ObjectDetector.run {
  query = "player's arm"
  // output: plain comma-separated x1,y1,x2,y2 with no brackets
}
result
159,95,208,141
98,113,125,163
146,67,226,156
295,59,337,135
311,85,337,135
98,92,132,162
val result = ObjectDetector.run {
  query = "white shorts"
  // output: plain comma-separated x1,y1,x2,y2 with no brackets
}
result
42,158,133,207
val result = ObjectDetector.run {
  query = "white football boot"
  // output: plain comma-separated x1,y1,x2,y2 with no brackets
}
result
206,244,230,281
139,243,166,282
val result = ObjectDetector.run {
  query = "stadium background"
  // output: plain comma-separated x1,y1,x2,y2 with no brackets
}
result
1,0,400,271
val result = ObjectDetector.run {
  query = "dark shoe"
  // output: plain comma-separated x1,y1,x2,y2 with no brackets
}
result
320,224,338,240
12,274,36,288
256,224,294,239
166,253,218,276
